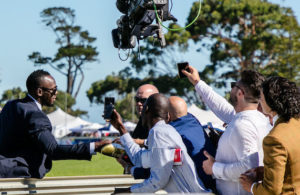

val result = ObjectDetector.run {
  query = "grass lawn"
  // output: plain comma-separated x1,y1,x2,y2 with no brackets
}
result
46,153,124,177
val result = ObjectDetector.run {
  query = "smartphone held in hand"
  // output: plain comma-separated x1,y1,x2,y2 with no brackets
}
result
177,62,190,78
103,97,115,121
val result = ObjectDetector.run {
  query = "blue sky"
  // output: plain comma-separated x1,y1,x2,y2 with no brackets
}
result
0,0,299,124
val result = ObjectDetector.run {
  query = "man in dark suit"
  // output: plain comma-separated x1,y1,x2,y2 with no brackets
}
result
131,84,159,141
0,70,109,178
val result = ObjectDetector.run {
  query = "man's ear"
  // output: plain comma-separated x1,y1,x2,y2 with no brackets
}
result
167,112,171,123
237,89,244,98
36,88,43,97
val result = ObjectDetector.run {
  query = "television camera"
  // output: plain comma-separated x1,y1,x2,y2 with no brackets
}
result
112,0,177,50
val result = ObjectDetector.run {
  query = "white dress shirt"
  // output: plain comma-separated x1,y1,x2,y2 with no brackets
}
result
195,81,271,195
250,114,278,194
120,120,208,193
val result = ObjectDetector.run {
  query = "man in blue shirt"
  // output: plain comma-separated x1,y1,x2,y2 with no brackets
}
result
168,96,216,191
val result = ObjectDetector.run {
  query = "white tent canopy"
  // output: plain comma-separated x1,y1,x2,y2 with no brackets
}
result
99,121,136,137
47,108,103,138
188,104,225,130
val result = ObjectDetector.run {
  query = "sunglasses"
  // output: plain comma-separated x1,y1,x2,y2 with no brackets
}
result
41,86,57,96
231,82,244,93
135,96,147,104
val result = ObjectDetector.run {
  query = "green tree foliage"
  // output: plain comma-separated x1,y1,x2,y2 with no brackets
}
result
28,7,99,99
43,90,87,116
187,0,300,85
114,93,138,122
87,0,300,119
0,87,26,107
87,24,205,109
0,88,86,116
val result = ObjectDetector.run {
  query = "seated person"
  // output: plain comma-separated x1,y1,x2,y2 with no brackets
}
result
111,93,208,193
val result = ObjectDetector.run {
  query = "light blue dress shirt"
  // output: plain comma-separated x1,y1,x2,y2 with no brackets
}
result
120,120,208,193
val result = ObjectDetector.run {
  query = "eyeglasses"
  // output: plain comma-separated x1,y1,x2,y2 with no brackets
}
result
41,86,57,96
134,96,147,104
231,82,244,93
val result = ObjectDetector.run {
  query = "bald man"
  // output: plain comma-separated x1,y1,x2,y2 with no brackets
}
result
168,96,216,191
168,96,188,121
132,84,159,140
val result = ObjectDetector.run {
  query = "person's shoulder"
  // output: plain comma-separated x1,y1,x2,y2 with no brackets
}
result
152,122,178,137
1,97,32,111
270,118,300,138
235,110,268,126
150,123,181,147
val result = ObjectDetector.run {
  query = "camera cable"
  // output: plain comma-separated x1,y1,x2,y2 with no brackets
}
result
152,0,202,31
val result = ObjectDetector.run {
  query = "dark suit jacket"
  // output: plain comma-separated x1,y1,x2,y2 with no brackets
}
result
131,117,148,139
0,95,92,178
253,117,300,195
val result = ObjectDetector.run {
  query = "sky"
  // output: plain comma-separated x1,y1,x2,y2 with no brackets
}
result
0,0,299,124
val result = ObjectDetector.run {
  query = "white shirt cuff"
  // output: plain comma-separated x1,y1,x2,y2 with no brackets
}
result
144,139,148,147
90,142,96,155
195,80,206,90
120,132,133,146
251,182,256,194
212,162,225,179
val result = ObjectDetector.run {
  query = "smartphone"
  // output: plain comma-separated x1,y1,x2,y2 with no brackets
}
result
177,62,190,78
103,97,115,121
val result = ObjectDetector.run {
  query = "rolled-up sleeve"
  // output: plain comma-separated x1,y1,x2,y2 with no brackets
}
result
120,133,145,167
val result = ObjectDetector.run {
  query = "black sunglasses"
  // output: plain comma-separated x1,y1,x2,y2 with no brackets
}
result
231,82,244,93
231,82,237,88
135,96,147,104
41,86,57,96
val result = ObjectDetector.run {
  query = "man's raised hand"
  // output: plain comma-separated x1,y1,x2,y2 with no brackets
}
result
181,65,201,86
110,109,128,135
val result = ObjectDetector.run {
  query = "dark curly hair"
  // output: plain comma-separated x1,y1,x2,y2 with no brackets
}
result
240,70,265,104
26,69,51,94
262,76,300,122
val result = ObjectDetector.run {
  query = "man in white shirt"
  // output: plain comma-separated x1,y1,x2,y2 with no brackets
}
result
182,66,271,195
110,93,208,193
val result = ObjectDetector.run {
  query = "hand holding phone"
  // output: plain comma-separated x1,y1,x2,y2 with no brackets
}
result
103,97,115,121
177,62,190,78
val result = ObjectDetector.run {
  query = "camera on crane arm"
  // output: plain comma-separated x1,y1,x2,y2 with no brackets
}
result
112,0,177,50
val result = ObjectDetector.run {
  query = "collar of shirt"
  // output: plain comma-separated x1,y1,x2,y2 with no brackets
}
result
153,120,166,128
27,94,42,111
273,114,279,125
